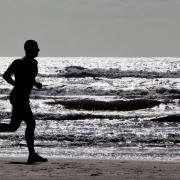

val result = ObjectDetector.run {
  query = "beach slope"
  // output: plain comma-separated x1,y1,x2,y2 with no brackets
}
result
0,157,180,180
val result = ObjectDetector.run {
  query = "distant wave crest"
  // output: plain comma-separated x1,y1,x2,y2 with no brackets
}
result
38,66,180,79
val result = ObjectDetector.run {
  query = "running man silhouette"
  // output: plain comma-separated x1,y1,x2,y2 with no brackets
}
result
1,40,47,163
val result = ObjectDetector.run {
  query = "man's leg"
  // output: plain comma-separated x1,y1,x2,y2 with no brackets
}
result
0,106,22,132
23,104,36,155
24,104,47,163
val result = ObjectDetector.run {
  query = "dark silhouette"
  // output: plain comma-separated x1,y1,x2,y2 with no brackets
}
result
1,40,47,163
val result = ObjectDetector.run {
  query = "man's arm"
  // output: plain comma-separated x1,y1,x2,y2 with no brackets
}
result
3,61,15,86
33,60,42,89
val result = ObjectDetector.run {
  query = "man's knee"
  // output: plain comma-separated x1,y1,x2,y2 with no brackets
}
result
9,125,19,132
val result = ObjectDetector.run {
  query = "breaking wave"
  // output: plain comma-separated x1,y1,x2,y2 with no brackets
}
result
38,66,180,79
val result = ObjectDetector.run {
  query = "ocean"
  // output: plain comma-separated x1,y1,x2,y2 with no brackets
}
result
0,57,180,161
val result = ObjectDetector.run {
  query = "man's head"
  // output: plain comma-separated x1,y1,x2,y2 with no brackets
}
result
24,40,40,58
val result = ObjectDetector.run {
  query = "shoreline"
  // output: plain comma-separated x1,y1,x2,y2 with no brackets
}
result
0,157,180,179
1,155,180,163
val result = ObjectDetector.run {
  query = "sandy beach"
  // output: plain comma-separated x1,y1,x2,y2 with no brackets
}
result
0,157,179,180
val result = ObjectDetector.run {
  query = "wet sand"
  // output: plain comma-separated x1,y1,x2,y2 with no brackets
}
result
0,157,180,179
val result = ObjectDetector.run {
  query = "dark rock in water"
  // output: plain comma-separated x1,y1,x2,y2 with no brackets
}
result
151,115,180,122
65,66,87,70
46,99,161,111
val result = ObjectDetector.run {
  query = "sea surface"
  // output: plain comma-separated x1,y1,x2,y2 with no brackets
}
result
1,57,180,161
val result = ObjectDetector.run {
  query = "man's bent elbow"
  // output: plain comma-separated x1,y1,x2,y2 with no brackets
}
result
2,73,6,80
2,73,9,81
2,73,13,85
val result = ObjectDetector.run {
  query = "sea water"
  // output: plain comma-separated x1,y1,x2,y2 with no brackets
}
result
0,57,180,161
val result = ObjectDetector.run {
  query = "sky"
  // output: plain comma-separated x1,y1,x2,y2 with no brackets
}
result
0,0,180,57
